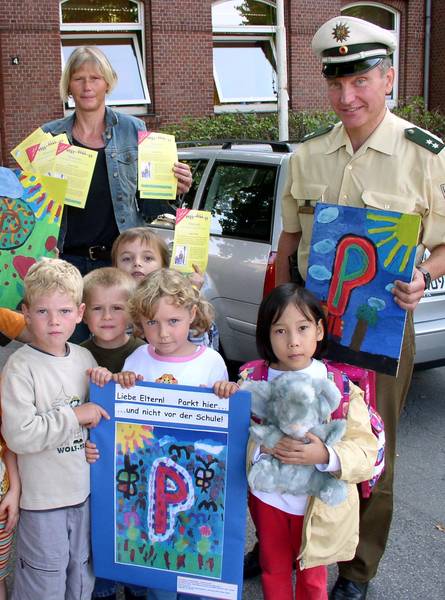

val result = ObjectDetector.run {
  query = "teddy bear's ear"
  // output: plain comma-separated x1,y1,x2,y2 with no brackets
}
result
315,378,342,419
241,380,272,419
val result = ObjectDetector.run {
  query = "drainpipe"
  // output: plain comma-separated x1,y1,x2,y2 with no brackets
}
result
276,0,289,140
423,0,431,109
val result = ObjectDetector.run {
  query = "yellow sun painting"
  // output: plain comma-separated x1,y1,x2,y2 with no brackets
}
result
366,212,420,272
116,423,154,454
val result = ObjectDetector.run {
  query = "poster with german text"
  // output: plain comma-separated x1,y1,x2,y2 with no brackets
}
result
90,380,250,599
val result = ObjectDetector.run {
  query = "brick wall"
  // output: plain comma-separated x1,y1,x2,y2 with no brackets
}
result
149,0,214,125
429,1,445,112
0,2,62,166
0,0,431,166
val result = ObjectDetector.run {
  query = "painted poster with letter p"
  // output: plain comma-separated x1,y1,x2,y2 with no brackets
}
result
90,380,251,599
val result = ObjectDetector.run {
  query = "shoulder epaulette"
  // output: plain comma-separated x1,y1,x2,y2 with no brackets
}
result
301,124,335,143
404,127,445,154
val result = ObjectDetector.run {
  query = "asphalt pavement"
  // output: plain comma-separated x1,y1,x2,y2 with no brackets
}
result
1,341,444,599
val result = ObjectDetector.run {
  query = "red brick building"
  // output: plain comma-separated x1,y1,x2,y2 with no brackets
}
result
0,1,440,166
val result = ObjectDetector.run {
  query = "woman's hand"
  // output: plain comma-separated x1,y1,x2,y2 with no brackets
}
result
273,433,329,465
174,161,192,195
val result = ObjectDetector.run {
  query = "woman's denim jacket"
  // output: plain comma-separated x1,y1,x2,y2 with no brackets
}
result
42,107,146,249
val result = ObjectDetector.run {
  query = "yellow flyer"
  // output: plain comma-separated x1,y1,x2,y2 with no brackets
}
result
29,134,70,175
138,131,178,199
10,127,51,171
49,142,97,208
170,209,211,274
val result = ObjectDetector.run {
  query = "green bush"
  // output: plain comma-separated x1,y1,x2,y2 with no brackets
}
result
162,97,445,143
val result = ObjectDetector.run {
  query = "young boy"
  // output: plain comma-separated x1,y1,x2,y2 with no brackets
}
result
81,267,144,373
0,258,109,600
81,267,146,600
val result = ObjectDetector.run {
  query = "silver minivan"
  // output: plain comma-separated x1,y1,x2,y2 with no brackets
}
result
145,142,445,367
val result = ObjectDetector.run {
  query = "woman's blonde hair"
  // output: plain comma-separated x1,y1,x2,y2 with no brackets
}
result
23,258,83,306
111,227,170,268
60,46,118,102
128,269,214,335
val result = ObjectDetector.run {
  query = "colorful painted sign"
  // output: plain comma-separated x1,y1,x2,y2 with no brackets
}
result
0,168,64,308
306,203,421,376
90,381,251,599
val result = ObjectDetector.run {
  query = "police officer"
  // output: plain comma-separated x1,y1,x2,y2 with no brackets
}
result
275,15,445,600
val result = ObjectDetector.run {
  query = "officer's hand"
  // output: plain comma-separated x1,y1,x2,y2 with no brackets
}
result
392,268,425,311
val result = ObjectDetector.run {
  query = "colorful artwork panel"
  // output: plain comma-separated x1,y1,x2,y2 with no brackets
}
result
0,169,63,308
91,381,251,600
306,203,421,375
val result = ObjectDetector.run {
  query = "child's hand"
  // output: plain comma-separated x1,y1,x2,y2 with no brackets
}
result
213,381,239,398
189,264,204,290
113,371,144,388
87,367,113,387
74,403,110,428
273,433,329,465
0,487,20,533
85,440,100,464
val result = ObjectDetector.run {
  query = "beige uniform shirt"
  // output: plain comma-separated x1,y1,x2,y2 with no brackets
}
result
282,110,445,280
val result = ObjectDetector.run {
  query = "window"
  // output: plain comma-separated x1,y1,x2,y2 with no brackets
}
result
199,162,277,241
60,0,150,110
341,3,400,107
212,1,277,112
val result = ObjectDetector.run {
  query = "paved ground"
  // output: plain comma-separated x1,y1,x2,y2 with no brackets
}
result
1,340,444,599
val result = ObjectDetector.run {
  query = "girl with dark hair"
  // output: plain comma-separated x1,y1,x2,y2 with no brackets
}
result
215,284,377,600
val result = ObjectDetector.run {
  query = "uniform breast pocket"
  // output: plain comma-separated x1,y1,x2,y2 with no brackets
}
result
290,183,328,241
361,191,417,215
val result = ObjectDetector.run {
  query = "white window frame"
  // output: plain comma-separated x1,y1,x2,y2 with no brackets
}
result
341,2,400,108
212,0,277,113
60,0,150,113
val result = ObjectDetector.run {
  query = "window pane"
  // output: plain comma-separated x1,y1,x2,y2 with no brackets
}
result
61,0,139,24
341,5,394,30
214,41,277,102
62,39,146,101
212,1,276,27
200,162,277,242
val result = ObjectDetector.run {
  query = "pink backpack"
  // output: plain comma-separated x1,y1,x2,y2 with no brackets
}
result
239,359,385,498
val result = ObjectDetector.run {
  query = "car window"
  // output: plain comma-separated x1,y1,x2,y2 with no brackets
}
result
142,159,208,227
200,162,277,242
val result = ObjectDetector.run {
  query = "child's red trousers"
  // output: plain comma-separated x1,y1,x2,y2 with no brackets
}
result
249,493,328,600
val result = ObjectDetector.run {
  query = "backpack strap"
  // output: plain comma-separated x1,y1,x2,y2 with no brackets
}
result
239,359,269,382
324,360,351,420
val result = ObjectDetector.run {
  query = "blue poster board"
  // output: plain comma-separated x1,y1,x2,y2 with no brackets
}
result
306,203,420,376
90,381,251,599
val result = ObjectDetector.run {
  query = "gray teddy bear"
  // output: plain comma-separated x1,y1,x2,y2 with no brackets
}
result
244,370,348,506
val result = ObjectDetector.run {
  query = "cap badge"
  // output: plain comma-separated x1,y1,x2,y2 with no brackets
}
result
332,22,350,43
339,45,349,55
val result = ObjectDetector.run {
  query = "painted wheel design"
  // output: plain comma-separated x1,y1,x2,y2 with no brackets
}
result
0,196,35,250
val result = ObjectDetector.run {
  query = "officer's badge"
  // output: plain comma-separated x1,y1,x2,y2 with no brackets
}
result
332,22,350,43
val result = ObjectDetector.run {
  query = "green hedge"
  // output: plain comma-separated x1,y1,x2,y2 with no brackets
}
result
162,97,445,143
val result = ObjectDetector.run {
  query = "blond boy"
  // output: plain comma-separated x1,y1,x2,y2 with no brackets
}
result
81,267,144,372
0,258,109,600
